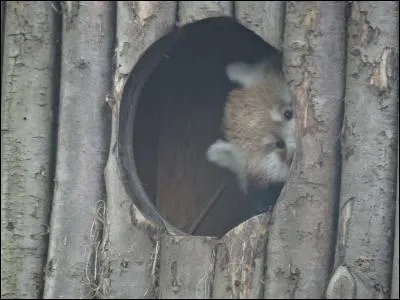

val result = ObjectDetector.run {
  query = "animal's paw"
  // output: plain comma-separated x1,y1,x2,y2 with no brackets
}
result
206,139,248,194
206,139,235,168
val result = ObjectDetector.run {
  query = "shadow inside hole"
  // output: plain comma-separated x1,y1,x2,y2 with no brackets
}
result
123,17,286,237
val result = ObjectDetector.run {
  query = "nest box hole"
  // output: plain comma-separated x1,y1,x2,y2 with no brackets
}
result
130,17,287,237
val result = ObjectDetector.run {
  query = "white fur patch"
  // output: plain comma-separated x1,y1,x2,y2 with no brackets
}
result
269,108,284,122
206,139,248,193
226,61,266,88
260,152,289,183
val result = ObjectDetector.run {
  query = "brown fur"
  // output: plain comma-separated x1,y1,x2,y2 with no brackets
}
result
222,72,294,188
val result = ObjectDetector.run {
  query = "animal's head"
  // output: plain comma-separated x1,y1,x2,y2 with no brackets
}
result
206,59,296,193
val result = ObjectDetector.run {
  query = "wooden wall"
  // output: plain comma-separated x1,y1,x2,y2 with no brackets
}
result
1,1,398,299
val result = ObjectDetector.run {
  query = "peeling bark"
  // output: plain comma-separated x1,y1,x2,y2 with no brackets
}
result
43,2,113,298
2,1,399,299
234,1,285,50
213,213,270,299
265,2,347,298
99,1,177,298
116,1,178,78
327,2,399,299
1,2,59,298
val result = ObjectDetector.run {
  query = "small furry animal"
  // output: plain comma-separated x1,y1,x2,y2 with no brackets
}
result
206,58,296,193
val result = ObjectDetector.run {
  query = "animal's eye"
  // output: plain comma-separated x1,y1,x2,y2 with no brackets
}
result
284,110,293,120
275,140,285,149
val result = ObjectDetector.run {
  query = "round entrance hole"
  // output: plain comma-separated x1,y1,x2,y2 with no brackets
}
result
119,16,287,237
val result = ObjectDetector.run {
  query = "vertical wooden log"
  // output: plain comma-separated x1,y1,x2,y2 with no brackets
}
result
392,141,399,299
265,2,347,298
100,1,177,298
327,2,399,298
43,2,113,298
213,214,270,299
177,1,233,26
1,0,5,61
234,1,285,50
1,2,59,298
158,236,217,299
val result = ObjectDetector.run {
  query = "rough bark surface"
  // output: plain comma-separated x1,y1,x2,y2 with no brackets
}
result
116,1,177,78
159,235,217,299
43,2,113,298
178,1,233,26
1,0,5,60
99,1,177,299
392,144,399,299
1,2,58,298
265,2,347,298
1,2,399,299
327,2,399,299
213,213,270,299
234,1,285,50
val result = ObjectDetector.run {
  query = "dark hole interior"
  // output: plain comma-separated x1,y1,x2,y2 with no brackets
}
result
133,17,284,237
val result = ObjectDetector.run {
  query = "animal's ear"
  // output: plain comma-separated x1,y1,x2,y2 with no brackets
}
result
206,139,248,193
225,60,268,88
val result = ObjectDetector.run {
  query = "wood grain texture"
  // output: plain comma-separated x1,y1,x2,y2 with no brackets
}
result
213,213,270,299
327,2,399,298
265,2,347,298
43,2,113,298
234,1,285,50
392,139,399,299
100,1,178,299
1,2,59,298
178,1,233,26
1,0,4,63
158,235,217,299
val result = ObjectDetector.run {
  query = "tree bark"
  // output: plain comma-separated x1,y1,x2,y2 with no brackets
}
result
1,2,59,298
159,235,217,299
2,2,398,299
391,144,399,299
100,1,177,298
177,1,233,26
1,0,5,61
213,213,270,299
234,1,285,50
43,2,113,298
327,2,399,298
265,2,347,298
